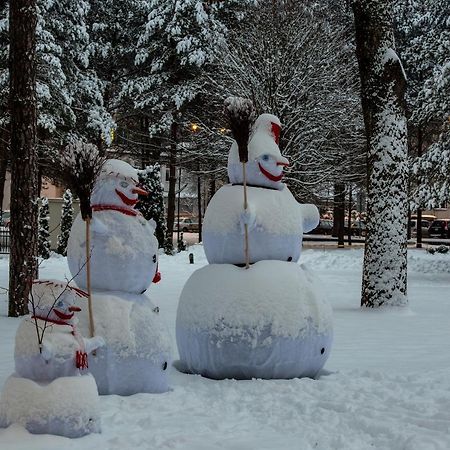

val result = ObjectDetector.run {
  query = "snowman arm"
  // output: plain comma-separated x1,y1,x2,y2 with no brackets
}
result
40,342,53,361
84,335,105,354
300,204,320,233
239,203,257,234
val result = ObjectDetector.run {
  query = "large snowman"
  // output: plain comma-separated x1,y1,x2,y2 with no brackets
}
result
202,113,319,265
176,111,333,380
67,159,171,395
0,280,103,438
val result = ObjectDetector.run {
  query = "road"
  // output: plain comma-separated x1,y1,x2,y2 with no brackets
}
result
174,232,450,248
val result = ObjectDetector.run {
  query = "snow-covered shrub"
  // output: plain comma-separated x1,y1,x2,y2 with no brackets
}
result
38,197,51,259
56,189,74,256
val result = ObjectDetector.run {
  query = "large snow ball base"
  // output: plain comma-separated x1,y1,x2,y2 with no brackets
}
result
76,291,172,395
0,374,100,438
176,261,333,380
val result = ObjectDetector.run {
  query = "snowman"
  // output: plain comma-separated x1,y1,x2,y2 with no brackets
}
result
67,159,172,395
176,108,332,380
0,280,103,438
202,113,320,265
68,158,160,294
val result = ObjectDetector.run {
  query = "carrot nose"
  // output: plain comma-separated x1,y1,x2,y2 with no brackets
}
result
277,156,289,166
132,187,148,196
69,305,81,312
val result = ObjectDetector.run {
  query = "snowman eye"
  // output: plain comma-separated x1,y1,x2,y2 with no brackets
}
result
120,181,129,188
262,154,270,162
56,300,64,307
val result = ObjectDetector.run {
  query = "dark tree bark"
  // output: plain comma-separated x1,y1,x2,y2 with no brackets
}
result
8,0,39,316
352,0,408,308
416,126,423,248
165,121,177,253
347,185,352,246
333,183,345,247
0,129,8,212
197,163,202,243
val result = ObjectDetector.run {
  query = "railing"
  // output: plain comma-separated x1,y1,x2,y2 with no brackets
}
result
0,227,10,254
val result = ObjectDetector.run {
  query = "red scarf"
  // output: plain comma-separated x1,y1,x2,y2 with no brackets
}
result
92,204,140,217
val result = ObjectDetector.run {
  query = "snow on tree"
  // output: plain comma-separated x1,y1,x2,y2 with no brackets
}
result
412,132,450,209
119,1,252,249
0,0,114,155
56,189,74,256
200,0,365,200
395,1,449,241
38,197,51,259
352,0,409,308
137,164,167,248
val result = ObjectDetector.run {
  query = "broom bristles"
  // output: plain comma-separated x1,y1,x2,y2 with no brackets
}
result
224,97,256,163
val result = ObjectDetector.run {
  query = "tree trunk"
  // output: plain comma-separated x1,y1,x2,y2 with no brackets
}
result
165,121,177,253
197,163,202,243
0,129,8,212
333,183,345,247
347,185,352,245
8,0,39,316
353,0,408,308
416,126,423,248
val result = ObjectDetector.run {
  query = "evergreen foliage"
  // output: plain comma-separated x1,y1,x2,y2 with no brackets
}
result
38,197,51,259
56,189,74,256
395,0,450,208
0,0,114,149
137,164,167,248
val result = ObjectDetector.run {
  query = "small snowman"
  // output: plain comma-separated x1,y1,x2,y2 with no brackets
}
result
67,159,172,396
177,101,332,380
15,280,104,381
0,280,103,438
203,113,320,265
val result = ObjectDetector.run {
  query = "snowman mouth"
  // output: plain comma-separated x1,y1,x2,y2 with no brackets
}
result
258,163,283,182
54,309,74,321
115,189,138,206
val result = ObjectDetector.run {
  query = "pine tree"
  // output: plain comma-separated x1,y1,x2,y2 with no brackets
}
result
395,0,450,238
352,0,408,308
56,189,74,256
38,196,51,259
0,0,114,154
137,164,167,248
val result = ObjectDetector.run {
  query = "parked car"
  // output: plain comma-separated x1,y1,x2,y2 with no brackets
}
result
175,217,199,233
428,219,450,239
409,219,430,238
351,219,367,237
0,210,10,227
309,219,333,235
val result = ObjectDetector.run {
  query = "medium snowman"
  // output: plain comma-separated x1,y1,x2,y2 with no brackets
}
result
68,158,160,294
177,108,332,380
67,159,171,396
0,280,103,438
202,113,320,265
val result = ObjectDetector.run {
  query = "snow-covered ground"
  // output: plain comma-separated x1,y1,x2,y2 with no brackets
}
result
0,246,450,449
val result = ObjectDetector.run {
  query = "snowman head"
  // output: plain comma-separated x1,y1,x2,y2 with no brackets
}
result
30,280,88,325
227,114,289,190
91,159,148,209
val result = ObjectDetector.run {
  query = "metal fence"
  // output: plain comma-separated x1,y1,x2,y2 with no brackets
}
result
0,227,10,254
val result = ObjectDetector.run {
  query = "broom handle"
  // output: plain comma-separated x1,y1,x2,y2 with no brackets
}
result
86,218,95,338
242,162,250,269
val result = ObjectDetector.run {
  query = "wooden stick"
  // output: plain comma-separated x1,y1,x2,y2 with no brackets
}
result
242,162,250,269
85,217,95,338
